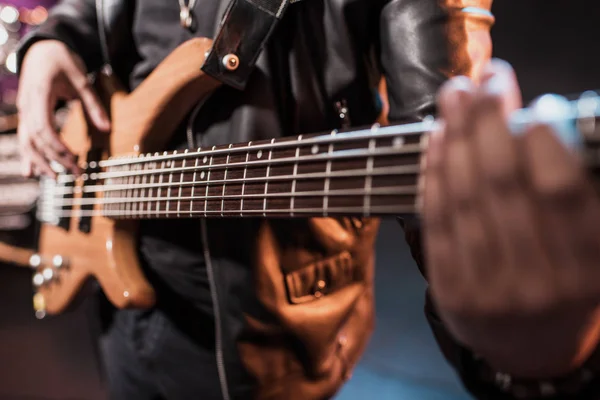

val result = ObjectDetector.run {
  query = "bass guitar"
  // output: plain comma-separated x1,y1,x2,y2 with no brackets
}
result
26,37,600,319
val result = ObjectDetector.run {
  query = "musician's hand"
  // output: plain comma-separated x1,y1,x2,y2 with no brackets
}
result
16,40,110,177
422,59,600,378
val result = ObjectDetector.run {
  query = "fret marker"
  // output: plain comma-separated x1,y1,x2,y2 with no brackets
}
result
257,150,263,159
203,156,208,163
393,137,405,148
201,171,205,179
311,145,319,154
163,151,168,155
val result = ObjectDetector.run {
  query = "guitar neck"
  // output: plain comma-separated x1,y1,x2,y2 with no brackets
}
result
50,122,429,220
44,92,600,222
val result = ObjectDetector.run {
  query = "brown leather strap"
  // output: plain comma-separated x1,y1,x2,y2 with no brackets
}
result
201,0,293,90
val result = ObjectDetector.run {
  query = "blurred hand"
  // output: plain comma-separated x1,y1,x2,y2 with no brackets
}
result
422,59,600,378
16,40,110,177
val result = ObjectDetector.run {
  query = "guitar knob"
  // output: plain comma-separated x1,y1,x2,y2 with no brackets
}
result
32,273,44,288
42,268,54,282
29,254,41,269
33,293,46,320
52,255,65,268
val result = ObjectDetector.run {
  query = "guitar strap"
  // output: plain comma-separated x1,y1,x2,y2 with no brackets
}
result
201,0,299,90
97,0,299,90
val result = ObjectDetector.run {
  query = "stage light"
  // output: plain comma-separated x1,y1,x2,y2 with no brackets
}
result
0,24,8,45
5,51,16,73
0,6,19,24
29,6,47,25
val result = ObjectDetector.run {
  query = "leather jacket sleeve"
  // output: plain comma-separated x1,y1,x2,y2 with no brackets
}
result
16,0,104,74
377,1,508,399
378,0,493,124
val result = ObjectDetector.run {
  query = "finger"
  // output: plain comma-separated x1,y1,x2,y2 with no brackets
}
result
522,124,600,302
25,90,78,173
17,122,33,177
30,131,79,175
478,59,523,115
438,75,476,139
23,138,56,178
19,154,33,177
64,64,111,132
440,81,502,291
470,92,554,312
422,129,465,307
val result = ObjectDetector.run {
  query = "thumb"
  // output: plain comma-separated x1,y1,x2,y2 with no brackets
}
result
64,59,111,132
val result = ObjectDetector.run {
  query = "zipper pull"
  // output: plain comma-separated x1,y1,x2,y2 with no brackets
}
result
334,100,351,129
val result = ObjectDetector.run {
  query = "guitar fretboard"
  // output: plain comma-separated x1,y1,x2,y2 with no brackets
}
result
48,123,428,219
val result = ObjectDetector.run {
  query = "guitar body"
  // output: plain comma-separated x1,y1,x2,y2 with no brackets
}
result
33,38,220,316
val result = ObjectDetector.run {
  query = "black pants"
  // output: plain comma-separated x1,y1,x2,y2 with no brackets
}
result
99,307,222,400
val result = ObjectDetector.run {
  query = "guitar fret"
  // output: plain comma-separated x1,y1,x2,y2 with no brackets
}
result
177,151,186,218
240,142,252,216
125,167,133,216
204,146,215,216
364,138,376,216
119,168,125,216
132,162,141,214
156,160,166,217
140,161,147,214
221,144,233,216
263,138,275,217
323,131,336,216
190,149,200,217
147,163,155,218
166,153,176,214
290,135,302,217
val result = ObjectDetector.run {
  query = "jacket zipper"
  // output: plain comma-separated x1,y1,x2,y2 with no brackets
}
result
201,219,231,400
187,103,230,400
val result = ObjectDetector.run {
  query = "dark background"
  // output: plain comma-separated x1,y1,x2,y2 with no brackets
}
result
2,1,600,399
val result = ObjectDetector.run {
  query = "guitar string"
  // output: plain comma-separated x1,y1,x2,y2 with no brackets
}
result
43,162,422,216
50,185,418,208
97,121,436,168
49,204,417,219
56,141,425,185
52,163,420,196
46,162,420,210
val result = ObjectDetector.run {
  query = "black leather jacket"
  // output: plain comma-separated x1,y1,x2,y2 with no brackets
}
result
17,0,503,399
